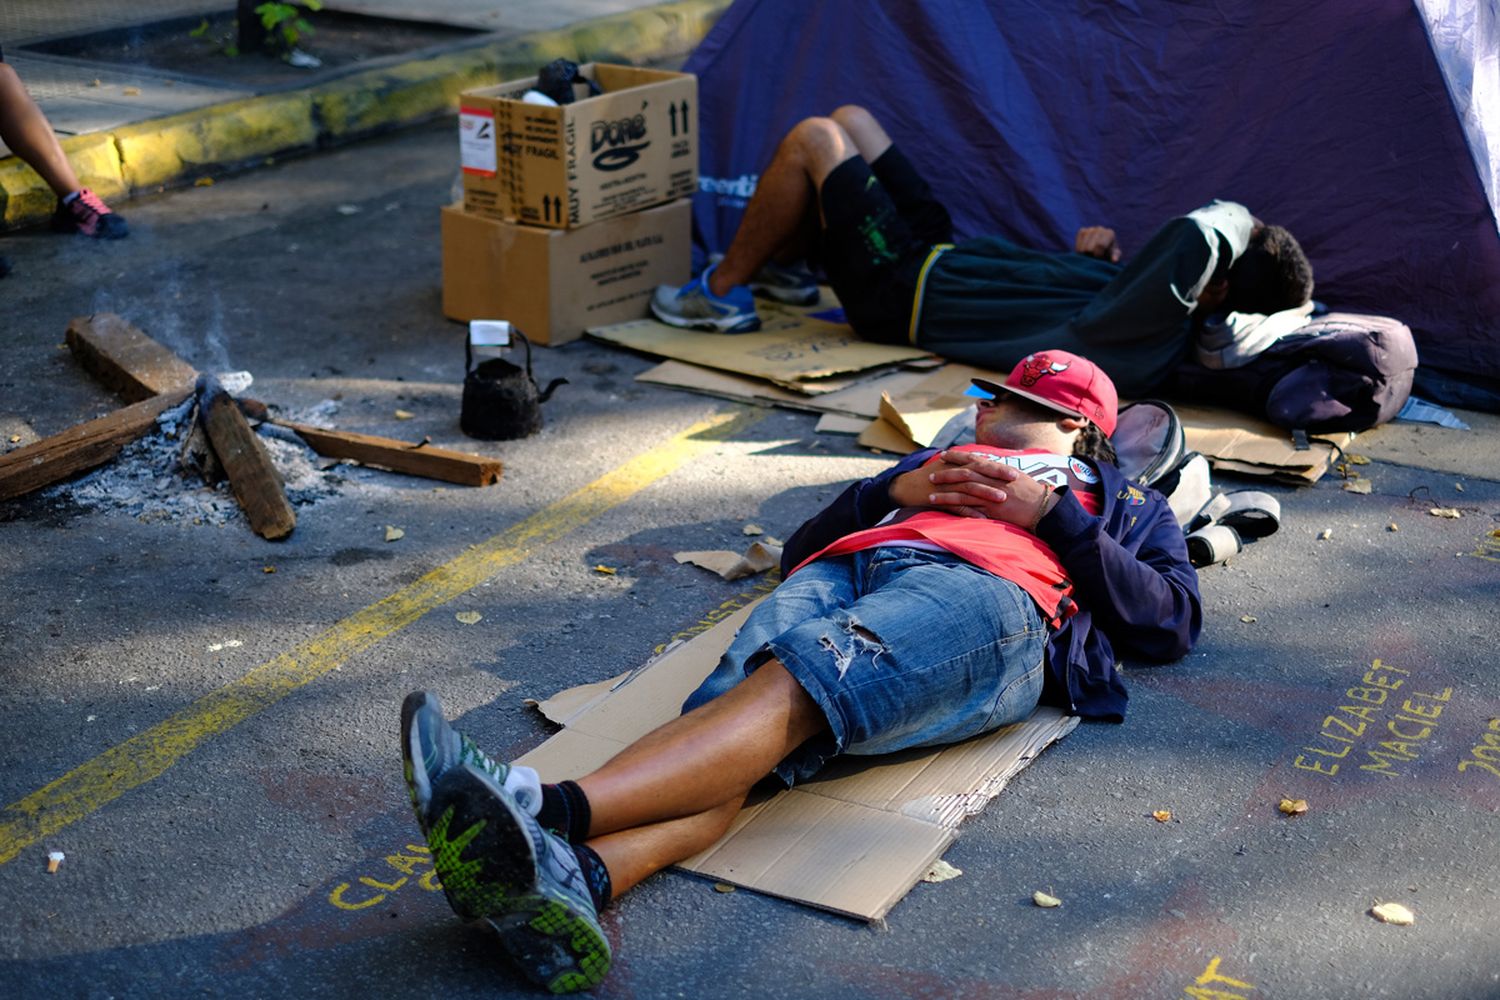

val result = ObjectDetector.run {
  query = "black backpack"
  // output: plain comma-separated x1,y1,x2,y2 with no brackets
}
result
1164,313,1418,433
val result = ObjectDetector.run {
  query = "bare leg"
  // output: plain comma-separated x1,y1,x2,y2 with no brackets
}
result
0,64,81,197
586,798,743,896
829,105,894,163
576,658,827,838
709,117,862,296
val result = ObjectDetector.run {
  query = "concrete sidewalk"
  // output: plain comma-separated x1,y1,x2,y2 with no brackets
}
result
0,0,728,229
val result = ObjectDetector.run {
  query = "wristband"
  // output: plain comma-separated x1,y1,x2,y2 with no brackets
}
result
1029,483,1056,533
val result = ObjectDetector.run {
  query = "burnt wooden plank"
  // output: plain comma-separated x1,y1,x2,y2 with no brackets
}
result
0,390,190,503
235,398,502,487
201,384,295,541
66,313,199,403
278,421,502,487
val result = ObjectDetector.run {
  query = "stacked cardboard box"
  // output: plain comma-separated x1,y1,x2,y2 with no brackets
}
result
442,64,698,345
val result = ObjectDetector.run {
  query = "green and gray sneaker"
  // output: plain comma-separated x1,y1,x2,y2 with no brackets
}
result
426,763,612,994
401,690,514,834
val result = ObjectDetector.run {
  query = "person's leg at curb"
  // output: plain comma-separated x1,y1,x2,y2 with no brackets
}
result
0,62,128,239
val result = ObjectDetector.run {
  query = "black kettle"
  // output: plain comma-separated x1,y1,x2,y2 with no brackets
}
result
460,328,567,440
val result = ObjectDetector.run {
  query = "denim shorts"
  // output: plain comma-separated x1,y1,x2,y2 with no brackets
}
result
681,546,1047,785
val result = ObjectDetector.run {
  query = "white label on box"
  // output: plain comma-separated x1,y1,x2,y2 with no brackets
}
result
458,107,497,176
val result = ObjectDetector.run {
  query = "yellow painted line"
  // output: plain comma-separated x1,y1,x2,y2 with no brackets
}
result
0,407,760,864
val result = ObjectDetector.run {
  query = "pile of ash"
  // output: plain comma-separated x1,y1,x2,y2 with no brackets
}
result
44,397,387,526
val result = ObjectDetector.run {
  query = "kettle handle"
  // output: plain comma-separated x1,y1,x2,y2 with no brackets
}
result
465,326,533,375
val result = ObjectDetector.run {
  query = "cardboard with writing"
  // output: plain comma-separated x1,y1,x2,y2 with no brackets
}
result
441,198,690,345
520,600,1078,922
635,359,931,415
460,64,697,229
589,312,933,383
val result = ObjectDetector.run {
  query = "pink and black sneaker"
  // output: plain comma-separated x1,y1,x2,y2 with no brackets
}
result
52,188,129,239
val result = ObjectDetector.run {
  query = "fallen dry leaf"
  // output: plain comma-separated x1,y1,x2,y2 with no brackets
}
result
1387,523,1399,532
713,883,736,894
742,523,764,536
7,434,19,443
1152,810,1172,823
922,859,963,883
1342,480,1372,494
123,86,141,96
262,566,276,574
194,176,213,187
1318,528,1334,540
1348,454,1370,465
593,564,617,575
1278,798,1309,816
1240,614,1258,624
394,409,415,420
1032,890,1062,908
384,525,404,542
1371,901,1415,926
455,611,482,625
1429,507,1462,519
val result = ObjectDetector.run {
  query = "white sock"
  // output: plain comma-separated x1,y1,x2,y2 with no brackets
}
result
503,764,544,816
62,190,82,205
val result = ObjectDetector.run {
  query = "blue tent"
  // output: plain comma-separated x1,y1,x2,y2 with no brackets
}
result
685,0,1500,409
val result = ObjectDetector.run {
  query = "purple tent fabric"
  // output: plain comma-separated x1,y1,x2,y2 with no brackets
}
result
685,0,1500,404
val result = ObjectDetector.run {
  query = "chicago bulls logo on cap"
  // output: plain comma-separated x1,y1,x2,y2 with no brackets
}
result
969,349,1120,437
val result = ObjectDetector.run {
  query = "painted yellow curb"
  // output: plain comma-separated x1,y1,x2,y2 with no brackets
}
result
0,133,125,227
114,90,317,190
0,0,730,229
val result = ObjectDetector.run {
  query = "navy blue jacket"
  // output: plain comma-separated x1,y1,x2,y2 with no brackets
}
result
781,451,1202,720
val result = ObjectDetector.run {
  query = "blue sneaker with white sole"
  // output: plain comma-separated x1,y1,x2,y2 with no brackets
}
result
650,263,761,333
426,763,612,994
709,253,820,306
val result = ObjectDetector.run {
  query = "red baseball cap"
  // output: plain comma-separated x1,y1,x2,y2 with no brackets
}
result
971,350,1119,437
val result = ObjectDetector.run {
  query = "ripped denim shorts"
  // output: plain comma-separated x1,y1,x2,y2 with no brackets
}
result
681,546,1047,785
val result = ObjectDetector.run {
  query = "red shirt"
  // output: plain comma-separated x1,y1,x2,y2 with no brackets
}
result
791,446,1103,625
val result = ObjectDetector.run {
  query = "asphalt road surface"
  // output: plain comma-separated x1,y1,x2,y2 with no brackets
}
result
3,118,1499,999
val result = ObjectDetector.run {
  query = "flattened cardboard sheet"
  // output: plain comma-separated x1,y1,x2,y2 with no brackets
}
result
589,305,932,382
857,415,921,453
877,363,1004,447
1175,403,1354,483
815,413,872,435
519,600,1078,922
636,359,931,413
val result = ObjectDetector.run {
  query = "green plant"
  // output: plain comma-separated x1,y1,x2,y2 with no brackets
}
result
188,16,240,57
255,0,323,50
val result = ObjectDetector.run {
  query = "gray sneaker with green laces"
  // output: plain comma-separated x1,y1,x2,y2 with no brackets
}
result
401,690,517,834
426,763,612,994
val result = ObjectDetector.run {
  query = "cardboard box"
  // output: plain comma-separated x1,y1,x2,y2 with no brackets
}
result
458,63,698,229
520,600,1078,922
441,198,691,346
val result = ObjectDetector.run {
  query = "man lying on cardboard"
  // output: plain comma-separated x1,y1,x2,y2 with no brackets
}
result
397,348,1201,993
649,104,1313,398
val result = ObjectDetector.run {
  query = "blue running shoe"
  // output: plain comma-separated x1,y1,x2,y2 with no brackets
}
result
710,253,820,306
401,690,514,835
426,763,611,994
650,263,761,333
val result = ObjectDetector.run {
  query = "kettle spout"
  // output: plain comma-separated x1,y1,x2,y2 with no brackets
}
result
537,377,569,403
